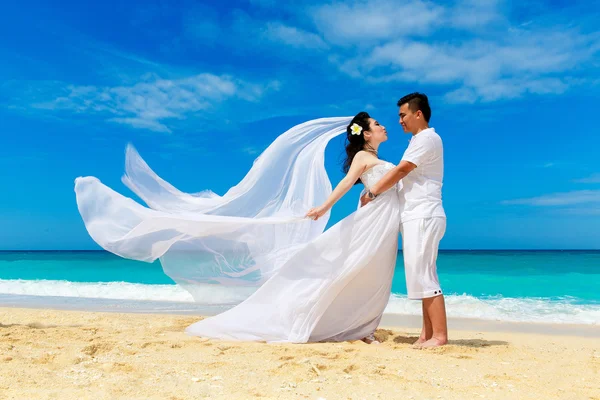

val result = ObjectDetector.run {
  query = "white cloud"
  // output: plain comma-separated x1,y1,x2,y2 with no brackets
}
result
449,0,505,29
355,27,593,102
170,1,599,104
110,117,172,133
241,146,261,155
310,0,444,45
502,190,600,206
183,8,328,55
574,173,600,184
32,73,278,133
300,0,600,103
261,22,328,50
562,208,600,216
224,11,329,53
445,78,569,103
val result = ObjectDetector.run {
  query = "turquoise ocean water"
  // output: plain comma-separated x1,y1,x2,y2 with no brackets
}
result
1,250,598,324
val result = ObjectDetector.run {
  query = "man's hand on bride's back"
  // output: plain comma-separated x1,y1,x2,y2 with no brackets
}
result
360,193,372,207
306,205,328,221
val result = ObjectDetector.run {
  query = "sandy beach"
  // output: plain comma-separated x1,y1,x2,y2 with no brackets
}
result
1,307,599,400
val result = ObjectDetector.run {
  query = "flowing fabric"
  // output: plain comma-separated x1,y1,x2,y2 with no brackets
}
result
74,117,353,302
75,116,404,343
186,162,401,342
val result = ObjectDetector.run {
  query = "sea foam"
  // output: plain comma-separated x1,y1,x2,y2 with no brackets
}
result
1,279,598,325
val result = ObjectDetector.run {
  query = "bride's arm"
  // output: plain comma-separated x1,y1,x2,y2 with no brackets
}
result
306,152,368,220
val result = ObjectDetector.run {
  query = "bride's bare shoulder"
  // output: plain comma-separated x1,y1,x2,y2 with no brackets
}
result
354,150,377,159
354,150,379,164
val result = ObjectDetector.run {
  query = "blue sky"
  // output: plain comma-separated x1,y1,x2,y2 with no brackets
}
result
1,0,599,250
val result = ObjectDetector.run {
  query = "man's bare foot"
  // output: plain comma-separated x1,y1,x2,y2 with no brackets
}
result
412,337,427,348
419,337,447,349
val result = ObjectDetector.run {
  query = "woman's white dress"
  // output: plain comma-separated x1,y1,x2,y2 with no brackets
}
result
73,117,402,342
186,162,401,342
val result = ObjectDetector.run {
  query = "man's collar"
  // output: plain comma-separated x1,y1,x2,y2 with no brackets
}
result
409,127,434,141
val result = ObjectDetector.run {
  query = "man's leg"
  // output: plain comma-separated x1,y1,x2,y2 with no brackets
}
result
413,300,433,346
401,219,430,345
404,217,446,348
403,218,447,347
420,294,447,348
419,217,447,348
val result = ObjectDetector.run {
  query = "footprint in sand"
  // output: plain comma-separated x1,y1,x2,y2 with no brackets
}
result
451,354,473,359
316,363,328,371
81,342,114,356
343,364,358,373
217,345,238,352
140,341,167,349
374,329,394,342
207,361,225,368
100,362,134,373
33,353,56,364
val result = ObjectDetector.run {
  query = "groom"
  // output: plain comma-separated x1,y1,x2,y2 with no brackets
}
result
361,92,447,348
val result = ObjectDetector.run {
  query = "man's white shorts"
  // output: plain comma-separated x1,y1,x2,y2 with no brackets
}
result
399,217,446,300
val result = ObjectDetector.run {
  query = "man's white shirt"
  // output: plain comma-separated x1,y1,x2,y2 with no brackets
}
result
398,127,446,223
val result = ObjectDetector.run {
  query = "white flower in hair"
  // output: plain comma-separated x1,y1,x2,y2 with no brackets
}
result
350,123,363,136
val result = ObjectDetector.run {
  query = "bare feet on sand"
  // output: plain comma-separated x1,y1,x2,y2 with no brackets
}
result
417,337,447,349
412,337,427,348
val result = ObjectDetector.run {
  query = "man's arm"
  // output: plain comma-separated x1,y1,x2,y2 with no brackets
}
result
370,161,416,196
360,160,416,206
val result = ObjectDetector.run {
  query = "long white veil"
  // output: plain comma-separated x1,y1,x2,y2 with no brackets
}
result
74,117,352,303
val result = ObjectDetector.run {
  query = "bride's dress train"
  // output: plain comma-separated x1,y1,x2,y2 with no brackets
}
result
73,117,401,342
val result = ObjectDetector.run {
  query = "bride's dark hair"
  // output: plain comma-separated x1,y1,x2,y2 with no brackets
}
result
343,111,373,184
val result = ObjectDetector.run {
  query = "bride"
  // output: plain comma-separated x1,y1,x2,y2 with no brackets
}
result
74,112,402,343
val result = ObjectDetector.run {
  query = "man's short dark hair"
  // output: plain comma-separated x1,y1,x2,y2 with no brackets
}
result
397,92,431,123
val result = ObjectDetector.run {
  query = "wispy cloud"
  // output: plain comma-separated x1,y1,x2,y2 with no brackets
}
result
502,190,600,206
574,173,600,184
226,11,329,53
30,73,279,133
310,0,444,45
324,9,597,102
244,0,600,103
449,0,505,29
561,207,600,216
7,0,600,132
183,8,329,53
261,22,328,50
241,146,261,155
136,1,600,105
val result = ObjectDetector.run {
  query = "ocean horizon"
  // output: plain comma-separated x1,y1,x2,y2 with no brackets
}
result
1,249,599,325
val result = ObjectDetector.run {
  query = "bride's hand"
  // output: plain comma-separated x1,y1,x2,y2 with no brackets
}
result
306,205,329,221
